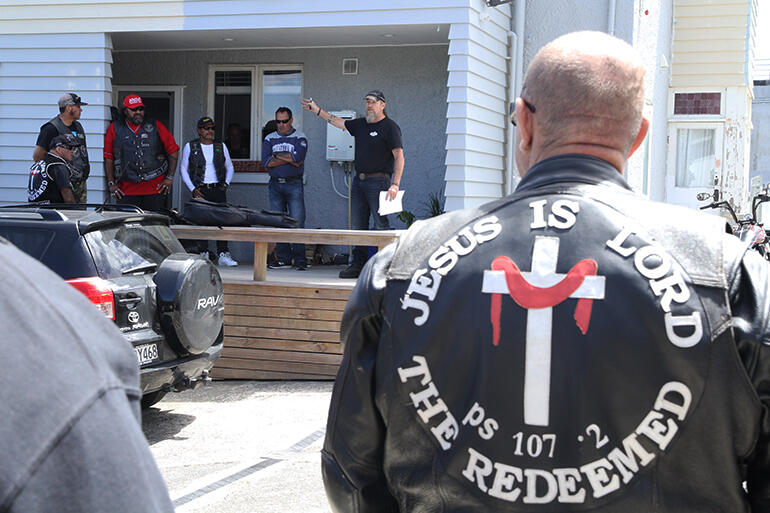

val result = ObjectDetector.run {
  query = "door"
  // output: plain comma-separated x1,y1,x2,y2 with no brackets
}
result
665,123,724,211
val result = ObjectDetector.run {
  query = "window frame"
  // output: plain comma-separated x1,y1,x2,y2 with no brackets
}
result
207,64,304,185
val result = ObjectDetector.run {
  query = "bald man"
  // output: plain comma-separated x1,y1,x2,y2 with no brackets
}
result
322,31,770,512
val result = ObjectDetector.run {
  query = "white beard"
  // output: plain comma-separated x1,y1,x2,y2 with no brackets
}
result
365,111,376,123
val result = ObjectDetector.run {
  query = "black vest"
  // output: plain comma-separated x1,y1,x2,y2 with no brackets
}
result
330,156,763,512
28,153,69,204
113,120,167,182
187,140,226,186
44,116,89,182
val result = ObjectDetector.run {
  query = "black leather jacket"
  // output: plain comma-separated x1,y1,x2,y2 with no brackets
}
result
323,155,770,512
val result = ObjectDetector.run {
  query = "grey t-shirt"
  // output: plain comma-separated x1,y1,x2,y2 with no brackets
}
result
0,237,174,512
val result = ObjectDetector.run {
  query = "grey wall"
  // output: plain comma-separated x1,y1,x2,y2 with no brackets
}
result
113,45,449,261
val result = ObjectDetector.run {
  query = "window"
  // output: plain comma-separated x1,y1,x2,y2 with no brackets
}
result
675,128,717,187
208,65,303,180
213,70,252,160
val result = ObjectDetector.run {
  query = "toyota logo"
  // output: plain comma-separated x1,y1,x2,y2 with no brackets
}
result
128,311,140,323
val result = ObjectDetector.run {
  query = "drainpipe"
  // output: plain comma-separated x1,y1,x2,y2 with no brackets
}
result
607,0,616,35
505,0,526,195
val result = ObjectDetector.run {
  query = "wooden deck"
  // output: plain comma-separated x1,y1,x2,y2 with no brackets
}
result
211,264,355,380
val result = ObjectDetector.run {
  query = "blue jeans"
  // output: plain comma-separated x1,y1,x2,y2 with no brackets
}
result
269,178,306,265
350,175,390,267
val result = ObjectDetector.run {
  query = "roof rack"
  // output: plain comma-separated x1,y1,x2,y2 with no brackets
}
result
0,202,145,214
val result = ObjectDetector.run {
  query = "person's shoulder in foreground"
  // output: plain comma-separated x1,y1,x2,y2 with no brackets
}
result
0,237,174,512
321,30,770,513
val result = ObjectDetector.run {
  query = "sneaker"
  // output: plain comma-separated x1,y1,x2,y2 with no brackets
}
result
294,263,309,271
268,260,292,269
339,265,362,279
218,251,238,267
199,250,210,261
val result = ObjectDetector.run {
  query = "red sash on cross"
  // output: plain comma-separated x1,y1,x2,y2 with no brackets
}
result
489,256,598,345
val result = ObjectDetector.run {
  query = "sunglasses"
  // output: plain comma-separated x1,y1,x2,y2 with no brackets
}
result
127,107,145,112
60,145,78,151
275,118,291,124
200,126,216,131
510,99,536,126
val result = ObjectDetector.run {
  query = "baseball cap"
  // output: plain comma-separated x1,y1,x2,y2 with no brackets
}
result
364,90,386,102
197,116,215,128
123,94,145,109
58,93,88,109
51,133,82,149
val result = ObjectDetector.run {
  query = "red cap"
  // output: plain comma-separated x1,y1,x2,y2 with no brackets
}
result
123,94,145,109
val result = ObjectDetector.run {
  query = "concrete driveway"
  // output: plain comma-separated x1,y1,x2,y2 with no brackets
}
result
142,380,334,513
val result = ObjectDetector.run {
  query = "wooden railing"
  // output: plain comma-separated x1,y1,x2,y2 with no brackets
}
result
170,225,404,281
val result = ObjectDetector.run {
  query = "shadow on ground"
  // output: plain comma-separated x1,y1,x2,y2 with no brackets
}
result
142,406,197,445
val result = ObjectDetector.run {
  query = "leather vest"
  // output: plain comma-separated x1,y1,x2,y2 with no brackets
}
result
45,116,89,182
113,120,167,182
187,140,226,186
324,156,765,513
28,153,69,204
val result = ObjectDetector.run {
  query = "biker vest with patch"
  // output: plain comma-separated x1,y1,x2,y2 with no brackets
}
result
187,140,226,186
113,120,167,183
330,155,763,512
27,153,69,204
44,116,89,182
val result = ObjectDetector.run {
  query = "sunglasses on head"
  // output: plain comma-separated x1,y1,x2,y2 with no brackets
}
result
275,118,291,124
510,99,536,126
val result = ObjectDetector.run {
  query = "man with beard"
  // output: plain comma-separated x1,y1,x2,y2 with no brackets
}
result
32,93,90,203
302,91,404,278
104,94,179,211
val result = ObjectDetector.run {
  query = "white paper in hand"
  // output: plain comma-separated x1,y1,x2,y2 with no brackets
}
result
378,190,405,215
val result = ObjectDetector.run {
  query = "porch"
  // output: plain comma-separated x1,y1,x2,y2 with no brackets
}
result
212,264,355,381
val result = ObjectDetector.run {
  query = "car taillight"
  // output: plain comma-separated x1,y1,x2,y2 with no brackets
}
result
67,277,115,320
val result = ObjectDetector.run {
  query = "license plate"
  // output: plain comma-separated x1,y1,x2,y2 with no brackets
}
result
135,343,159,365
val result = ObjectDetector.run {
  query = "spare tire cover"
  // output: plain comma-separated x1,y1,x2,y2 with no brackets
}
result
154,253,224,354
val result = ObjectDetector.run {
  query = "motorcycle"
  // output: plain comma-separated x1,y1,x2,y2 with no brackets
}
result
696,189,770,260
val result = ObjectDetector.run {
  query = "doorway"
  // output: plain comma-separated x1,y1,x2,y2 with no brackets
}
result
112,86,185,209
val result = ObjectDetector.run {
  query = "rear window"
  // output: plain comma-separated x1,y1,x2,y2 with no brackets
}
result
0,227,55,260
85,222,185,278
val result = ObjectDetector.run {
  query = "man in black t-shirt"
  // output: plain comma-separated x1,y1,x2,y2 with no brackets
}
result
303,90,404,278
28,134,79,204
32,93,90,203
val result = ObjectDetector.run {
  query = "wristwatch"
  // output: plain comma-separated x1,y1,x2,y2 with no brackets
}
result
107,181,116,187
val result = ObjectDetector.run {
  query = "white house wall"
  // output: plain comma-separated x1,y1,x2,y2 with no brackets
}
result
0,33,113,204
445,2,511,211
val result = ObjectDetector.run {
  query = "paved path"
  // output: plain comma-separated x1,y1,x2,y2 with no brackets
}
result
142,380,334,513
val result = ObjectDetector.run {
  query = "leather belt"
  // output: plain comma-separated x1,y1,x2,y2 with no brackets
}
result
201,182,224,189
358,172,390,180
274,175,302,183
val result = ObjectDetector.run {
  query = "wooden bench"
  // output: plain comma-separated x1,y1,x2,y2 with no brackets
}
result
170,225,404,280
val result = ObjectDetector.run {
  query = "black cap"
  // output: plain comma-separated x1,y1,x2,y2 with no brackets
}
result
197,116,215,128
51,133,81,149
364,90,386,102
58,93,88,108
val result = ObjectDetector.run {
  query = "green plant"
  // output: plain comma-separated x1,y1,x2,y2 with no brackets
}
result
397,210,416,227
425,191,445,218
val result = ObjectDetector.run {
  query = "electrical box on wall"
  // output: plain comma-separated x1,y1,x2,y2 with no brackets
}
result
326,110,356,161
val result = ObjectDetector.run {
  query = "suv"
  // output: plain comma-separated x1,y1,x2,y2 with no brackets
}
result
0,204,224,408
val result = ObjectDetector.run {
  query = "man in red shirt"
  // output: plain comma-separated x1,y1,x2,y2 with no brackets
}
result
104,94,179,211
